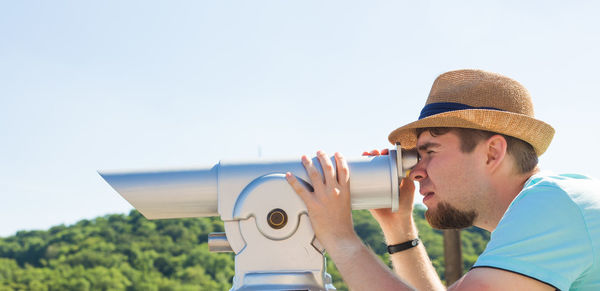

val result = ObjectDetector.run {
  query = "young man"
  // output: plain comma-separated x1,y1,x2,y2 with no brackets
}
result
286,69,600,290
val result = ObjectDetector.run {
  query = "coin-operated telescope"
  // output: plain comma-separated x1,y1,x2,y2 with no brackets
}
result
99,144,418,291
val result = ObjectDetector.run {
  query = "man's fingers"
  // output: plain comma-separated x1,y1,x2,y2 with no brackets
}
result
363,149,379,156
398,178,416,205
286,172,312,203
399,177,415,192
335,152,350,186
302,155,324,192
362,149,389,156
317,151,336,186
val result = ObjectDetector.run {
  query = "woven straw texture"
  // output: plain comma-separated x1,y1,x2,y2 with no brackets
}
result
388,69,555,156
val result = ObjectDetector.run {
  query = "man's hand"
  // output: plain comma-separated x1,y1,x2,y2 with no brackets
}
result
285,150,441,291
285,151,358,248
370,178,416,237
363,149,417,243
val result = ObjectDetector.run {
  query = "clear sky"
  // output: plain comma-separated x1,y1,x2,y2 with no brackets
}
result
1,1,599,237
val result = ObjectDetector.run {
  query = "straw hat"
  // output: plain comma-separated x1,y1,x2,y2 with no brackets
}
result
388,69,555,156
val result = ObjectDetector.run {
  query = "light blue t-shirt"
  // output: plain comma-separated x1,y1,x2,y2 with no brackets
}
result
473,172,600,290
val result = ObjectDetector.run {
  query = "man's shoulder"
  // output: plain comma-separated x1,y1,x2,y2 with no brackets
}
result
513,171,600,213
523,171,598,192
503,171,599,233
474,171,600,290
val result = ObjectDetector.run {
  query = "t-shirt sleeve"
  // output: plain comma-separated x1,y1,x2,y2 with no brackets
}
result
473,184,593,290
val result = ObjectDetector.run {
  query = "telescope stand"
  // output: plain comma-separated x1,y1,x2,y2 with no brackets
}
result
210,173,335,290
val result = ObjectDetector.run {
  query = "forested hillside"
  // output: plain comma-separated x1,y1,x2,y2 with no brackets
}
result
0,206,489,290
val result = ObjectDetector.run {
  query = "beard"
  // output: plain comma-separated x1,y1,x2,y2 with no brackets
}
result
425,201,477,229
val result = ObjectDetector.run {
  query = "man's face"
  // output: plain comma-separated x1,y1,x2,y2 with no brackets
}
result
410,130,486,229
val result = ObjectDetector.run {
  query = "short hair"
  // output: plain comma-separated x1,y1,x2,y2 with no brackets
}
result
415,127,538,173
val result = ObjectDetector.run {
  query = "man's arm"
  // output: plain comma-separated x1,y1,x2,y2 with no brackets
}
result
285,151,442,291
322,232,416,290
449,267,555,291
370,179,444,291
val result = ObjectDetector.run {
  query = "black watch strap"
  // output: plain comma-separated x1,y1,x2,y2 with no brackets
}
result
387,238,420,254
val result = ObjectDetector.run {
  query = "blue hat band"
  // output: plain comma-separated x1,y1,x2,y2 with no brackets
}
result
418,102,504,120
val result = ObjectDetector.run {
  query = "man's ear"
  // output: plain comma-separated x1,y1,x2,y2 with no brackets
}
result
485,135,508,172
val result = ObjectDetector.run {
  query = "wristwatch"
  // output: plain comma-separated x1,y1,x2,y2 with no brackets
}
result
387,238,420,254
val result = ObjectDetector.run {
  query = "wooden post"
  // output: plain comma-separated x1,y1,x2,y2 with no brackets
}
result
443,229,463,286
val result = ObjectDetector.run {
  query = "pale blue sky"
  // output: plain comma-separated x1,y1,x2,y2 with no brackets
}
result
1,1,599,237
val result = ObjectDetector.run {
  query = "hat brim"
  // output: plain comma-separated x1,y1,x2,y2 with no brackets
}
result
388,109,555,156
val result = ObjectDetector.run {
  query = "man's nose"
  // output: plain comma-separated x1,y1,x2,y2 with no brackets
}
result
409,161,427,181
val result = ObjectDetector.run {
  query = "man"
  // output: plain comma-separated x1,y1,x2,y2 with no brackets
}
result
286,69,600,290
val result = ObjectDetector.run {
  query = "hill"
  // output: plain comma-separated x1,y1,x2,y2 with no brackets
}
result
0,205,489,290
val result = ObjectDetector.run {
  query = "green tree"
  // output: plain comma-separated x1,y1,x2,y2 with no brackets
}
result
0,208,488,290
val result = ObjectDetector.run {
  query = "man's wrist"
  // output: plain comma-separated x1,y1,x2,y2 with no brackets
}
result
381,218,419,245
324,233,364,262
387,238,420,254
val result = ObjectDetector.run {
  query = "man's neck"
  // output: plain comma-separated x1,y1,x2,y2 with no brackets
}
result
475,168,538,232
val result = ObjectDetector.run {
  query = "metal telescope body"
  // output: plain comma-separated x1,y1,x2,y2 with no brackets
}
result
99,145,418,291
